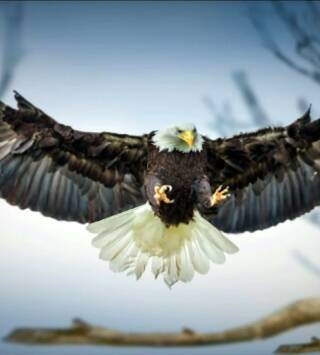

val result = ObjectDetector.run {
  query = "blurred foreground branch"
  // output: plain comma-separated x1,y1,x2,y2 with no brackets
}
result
250,1,320,85
5,298,320,350
276,337,320,353
205,71,273,138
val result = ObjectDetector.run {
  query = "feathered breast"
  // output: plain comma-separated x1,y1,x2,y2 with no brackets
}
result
145,144,208,225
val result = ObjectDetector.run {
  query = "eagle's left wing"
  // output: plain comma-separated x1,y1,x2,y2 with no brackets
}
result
204,110,320,233
0,92,149,224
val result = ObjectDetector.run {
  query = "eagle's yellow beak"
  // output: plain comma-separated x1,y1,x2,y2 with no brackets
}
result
178,130,194,148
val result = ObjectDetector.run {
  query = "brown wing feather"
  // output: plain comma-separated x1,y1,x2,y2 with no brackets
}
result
0,92,149,223
205,110,320,233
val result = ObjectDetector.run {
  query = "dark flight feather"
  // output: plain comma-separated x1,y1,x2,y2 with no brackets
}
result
0,92,149,223
205,109,320,233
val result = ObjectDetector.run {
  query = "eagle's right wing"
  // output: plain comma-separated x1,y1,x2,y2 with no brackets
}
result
0,92,149,223
205,110,320,233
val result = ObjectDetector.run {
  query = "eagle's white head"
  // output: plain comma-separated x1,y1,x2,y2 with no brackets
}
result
152,123,204,153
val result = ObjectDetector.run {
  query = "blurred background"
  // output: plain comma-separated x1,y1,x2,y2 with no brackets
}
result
0,1,320,354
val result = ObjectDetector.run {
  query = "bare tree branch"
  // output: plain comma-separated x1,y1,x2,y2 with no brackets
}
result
232,71,272,126
275,336,320,353
203,95,247,137
4,298,320,348
205,71,272,139
250,1,320,84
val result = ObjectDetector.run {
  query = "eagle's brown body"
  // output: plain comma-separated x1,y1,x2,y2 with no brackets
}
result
145,143,211,226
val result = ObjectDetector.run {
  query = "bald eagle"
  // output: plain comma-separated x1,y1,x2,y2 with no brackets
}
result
1,92,320,286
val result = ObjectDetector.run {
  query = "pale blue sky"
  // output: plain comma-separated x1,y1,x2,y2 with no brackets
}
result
0,2,320,355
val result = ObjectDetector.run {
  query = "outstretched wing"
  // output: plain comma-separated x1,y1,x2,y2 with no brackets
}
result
205,110,320,233
0,92,149,223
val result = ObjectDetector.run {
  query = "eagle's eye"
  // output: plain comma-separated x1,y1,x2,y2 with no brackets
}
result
176,128,183,134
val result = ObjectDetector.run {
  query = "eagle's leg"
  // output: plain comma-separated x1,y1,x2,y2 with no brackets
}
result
193,178,231,210
210,185,230,206
154,185,174,205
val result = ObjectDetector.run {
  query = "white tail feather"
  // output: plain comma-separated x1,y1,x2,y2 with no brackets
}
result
87,203,239,286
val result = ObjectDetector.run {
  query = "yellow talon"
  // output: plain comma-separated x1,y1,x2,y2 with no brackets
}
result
211,185,230,206
154,185,174,206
